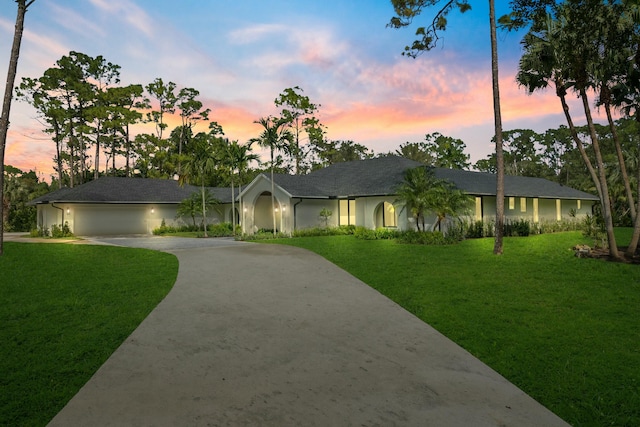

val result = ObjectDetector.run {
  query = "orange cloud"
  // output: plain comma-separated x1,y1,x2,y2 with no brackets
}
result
5,125,56,179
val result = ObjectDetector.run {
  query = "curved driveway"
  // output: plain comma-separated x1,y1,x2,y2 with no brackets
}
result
47,236,568,426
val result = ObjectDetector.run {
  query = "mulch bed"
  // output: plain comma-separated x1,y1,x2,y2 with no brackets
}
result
582,246,640,264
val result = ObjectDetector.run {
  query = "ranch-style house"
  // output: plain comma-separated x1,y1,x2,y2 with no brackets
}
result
31,156,599,236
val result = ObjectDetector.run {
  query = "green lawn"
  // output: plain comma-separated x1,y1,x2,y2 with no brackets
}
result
0,242,178,426
270,230,640,427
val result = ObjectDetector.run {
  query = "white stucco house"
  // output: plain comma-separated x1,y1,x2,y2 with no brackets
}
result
31,156,599,236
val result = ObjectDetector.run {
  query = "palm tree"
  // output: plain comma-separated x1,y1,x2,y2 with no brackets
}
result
232,141,259,234
178,131,218,237
395,167,433,231
252,116,293,235
516,8,621,259
424,180,474,231
220,139,259,234
176,192,200,228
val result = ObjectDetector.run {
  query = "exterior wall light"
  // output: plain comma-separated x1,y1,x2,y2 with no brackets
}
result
66,208,70,214
151,208,155,214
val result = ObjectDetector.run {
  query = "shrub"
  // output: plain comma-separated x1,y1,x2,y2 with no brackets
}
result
30,226,48,237
241,230,289,241
396,230,447,245
153,220,238,236
466,220,485,238
50,222,73,238
444,220,467,242
152,219,178,235
206,222,236,237
508,218,531,237
353,227,399,240
581,214,607,248
292,225,355,238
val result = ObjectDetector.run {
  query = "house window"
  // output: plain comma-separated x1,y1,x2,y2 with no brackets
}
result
383,202,397,227
533,198,539,223
475,197,482,221
577,199,581,210
339,199,355,226
556,199,562,221
520,197,527,212
509,197,515,210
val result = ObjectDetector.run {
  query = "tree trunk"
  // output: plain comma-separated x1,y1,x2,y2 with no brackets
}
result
557,87,603,201
0,0,32,256
489,0,505,255
94,121,101,180
271,147,276,236
201,181,208,238
626,133,640,257
239,181,244,235
125,123,131,177
54,120,63,186
231,174,236,235
580,88,620,260
604,99,636,223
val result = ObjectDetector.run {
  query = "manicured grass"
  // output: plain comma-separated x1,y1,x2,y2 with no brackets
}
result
0,242,178,426
271,231,640,427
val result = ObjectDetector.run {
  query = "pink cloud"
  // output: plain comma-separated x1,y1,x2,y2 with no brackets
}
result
5,125,56,178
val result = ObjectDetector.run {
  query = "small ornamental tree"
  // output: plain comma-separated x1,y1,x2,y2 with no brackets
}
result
319,208,332,228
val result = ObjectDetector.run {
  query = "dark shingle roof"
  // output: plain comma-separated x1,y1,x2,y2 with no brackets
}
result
30,177,233,204
272,156,599,201
273,156,424,198
31,157,599,205
434,168,599,200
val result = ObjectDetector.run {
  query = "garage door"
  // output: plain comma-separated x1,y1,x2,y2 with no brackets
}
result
73,205,149,235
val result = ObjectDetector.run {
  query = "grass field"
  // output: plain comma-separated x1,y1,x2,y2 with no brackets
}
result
0,242,178,426
271,230,640,427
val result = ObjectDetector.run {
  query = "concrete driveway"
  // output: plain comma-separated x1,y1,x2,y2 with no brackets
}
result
46,237,568,426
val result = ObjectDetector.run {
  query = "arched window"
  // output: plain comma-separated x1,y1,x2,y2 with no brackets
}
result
375,201,397,228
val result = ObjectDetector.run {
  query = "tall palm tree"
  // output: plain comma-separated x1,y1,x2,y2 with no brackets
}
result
252,116,293,235
179,131,218,237
516,8,621,259
220,139,259,234
233,141,259,234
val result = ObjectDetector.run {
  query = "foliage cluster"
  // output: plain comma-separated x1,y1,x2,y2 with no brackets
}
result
465,217,583,239
241,214,594,246
29,222,73,238
153,220,238,237
15,53,375,188
292,225,355,237
3,166,49,232
241,229,291,241
395,166,473,232
353,226,401,240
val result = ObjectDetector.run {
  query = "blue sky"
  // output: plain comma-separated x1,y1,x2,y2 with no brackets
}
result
0,0,602,179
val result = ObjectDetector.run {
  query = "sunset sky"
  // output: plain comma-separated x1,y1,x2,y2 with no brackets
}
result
0,0,605,180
